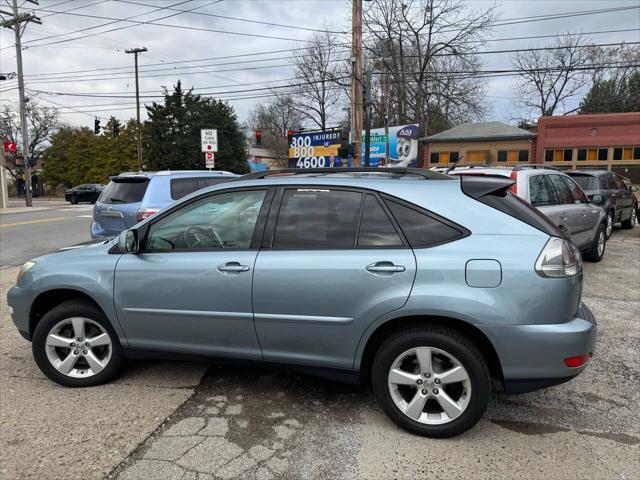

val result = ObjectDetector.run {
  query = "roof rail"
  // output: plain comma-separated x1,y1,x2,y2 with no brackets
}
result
512,164,560,171
231,167,453,182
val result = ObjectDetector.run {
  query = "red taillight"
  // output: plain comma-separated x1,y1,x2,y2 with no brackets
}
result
509,171,518,194
136,208,157,222
564,354,590,368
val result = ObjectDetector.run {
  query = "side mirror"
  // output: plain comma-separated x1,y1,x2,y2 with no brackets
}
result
590,194,603,205
118,229,140,253
630,185,639,193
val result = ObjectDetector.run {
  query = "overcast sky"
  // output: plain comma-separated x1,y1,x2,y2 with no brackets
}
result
1,0,638,130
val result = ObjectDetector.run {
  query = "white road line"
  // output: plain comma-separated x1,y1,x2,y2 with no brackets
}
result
76,215,93,218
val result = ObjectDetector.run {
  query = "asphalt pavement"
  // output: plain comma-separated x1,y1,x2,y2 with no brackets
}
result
0,214,638,479
0,200,95,267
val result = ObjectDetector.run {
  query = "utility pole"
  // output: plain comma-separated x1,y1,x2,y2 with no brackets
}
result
363,70,372,167
350,0,363,168
1,0,41,207
126,47,147,171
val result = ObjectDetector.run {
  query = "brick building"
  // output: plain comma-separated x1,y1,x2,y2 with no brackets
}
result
421,113,640,182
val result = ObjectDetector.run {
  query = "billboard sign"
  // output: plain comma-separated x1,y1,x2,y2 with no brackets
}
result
362,124,420,167
288,130,343,168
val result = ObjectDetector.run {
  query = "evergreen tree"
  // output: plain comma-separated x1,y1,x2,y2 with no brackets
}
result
579,72,640,114
144,81,249,173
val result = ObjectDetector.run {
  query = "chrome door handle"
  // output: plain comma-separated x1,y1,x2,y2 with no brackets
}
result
366,262,406,274
217,262,250,274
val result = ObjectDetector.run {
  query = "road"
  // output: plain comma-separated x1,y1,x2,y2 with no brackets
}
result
0,212,638,479
0,201,94,267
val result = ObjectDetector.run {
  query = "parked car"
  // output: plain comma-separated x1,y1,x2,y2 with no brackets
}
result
8,168,597,438
64,184,104,204
566,170,638,236
91,170,237,238
451,165,607,262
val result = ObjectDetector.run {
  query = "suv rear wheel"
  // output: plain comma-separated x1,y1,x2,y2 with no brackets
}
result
605,210,614,238
621,204,637,229
32,300,124,387
583,223,606,262
371,326,490,438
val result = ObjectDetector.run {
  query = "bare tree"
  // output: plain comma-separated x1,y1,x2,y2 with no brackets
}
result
247,95,305,166
364,0,495,133
284,29,347,130
585,42,640,91
0,101,61,179
513,34,591,117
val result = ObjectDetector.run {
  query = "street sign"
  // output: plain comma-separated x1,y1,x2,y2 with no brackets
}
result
205,152,215,169
3,141,17,153
201,129,218,152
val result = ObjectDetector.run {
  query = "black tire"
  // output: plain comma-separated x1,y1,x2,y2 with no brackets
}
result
32,299,124,387
621,204,637,229
583,223,606,262
604,210,614,239
69,195,78,205
371,326,490,438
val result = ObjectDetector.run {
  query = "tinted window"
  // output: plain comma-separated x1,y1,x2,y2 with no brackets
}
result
561,176,587,203
528,175,556,207
100,179,149,204
613,175,627,190
273,189,362,249
385,199,463,248
606,174,618,189
146,190,266,250
570,175,598,191
548,175,573,204
170,177,231,200
357,194,403,247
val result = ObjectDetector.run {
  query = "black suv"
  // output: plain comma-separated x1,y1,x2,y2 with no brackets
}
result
566,170,637,237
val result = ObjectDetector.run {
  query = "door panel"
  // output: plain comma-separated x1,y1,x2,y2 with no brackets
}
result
252,249,416,368
114,251,261,358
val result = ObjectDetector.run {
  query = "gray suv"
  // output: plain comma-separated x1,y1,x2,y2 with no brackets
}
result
452,166,607,262
7,168,597,438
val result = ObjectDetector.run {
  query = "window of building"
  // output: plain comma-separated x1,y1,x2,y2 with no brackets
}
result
544,149,554,162
547,149,572,161
468,151,487,164
563,149,573,161
577,149,587,161
634,147,640,160
598,148,608,161
518,150,529,162
587,149,598,161
497,150,507,162
613,147,635,160
273,189,362,249
430,151,458,164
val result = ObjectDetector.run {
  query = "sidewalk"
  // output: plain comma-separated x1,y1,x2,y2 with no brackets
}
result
1,197,68,215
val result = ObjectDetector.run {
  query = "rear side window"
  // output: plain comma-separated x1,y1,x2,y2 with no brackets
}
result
528,175,556,207
170,177,231,200
548,175,574,204
99,179,149,204
570,175,598,191
561,176,588,203
385,199,464,248
273,189,362,248
357,194,403,247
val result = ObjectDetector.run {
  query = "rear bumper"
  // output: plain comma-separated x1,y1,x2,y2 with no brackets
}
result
480,302,597,393
90,221,111,239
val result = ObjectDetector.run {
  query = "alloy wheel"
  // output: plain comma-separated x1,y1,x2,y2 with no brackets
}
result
597,231,605,257
606,213,613,237
388,346,472,425
44,317,112,378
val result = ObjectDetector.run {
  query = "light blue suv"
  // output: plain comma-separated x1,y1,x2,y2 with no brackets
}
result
7,168,596,437
91,170,237,238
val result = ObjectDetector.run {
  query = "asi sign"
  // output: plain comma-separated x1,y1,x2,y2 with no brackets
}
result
201,129,218,153
362,124,419,167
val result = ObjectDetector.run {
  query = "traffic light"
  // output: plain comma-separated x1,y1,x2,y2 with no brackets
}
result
94,118,101,135
255,129,262,146
113,122,120,138
287,129,293,145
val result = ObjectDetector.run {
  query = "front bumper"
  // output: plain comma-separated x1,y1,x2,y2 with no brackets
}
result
481,302,597,394
7,285,32,341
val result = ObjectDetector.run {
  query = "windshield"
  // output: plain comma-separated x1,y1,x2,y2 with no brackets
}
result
99,179,149,204
570,175,598,191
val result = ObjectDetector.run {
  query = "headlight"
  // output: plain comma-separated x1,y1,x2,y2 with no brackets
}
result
16,261,36,285
535,237,582,278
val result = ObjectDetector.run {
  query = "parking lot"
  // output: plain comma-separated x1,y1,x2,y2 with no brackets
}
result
0,225,638,480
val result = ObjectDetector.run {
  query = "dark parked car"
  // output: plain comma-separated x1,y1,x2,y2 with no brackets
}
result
64,184,104,204
566,170,638,237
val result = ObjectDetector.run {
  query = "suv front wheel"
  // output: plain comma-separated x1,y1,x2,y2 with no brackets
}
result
32,300,124,387
372,326,490,438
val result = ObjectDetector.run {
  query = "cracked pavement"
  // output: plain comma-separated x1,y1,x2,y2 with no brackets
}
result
1,226,639,479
